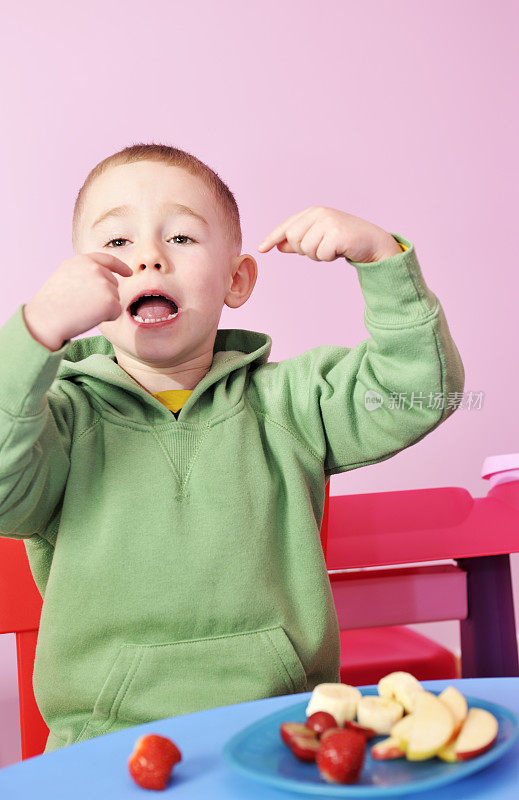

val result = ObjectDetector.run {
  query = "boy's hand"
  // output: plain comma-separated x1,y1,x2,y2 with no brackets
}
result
257,206,403,264
23,253,133,351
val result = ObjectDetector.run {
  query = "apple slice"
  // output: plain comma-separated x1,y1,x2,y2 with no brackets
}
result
390,713,416,750
405,691,455,761
438,686,468,735
456,708,498,760
438,707,498,762
436,739,458,762
378,671,425,713
371,736,406,760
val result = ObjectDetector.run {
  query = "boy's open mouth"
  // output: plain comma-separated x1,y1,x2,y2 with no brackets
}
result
128,292,179,325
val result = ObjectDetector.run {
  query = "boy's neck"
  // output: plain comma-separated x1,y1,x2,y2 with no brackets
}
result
113,358,211,395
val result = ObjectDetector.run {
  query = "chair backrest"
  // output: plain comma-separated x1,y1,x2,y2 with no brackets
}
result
2,479,519,760
322,483,470,629
0,537,47,759
323,479,519,681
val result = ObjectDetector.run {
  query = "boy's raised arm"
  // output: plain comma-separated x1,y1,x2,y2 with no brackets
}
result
250,207,465,477
0,304,74,538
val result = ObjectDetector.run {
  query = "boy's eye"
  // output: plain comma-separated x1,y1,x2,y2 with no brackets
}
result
104,235,195,247
105,238,128,247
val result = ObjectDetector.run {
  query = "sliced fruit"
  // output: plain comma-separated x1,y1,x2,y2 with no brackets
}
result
305,711,338,737
437,707,498,762
344,720,377,740
371,736,406,760
390,713,416,750
436,739,458,762
378,671,425,713
405,691,455,761
453,707,498,761
290,734,321,762
316,728,366,784
438,686,468,735
356,695,404,735
306,683,362,725
280,722,317,747
320,726,344,741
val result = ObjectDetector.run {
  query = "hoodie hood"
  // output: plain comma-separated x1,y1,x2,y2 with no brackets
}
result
57,327,272,427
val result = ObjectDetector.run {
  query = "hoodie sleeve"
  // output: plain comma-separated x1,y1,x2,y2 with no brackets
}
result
0,304,74,538
248,233,465,478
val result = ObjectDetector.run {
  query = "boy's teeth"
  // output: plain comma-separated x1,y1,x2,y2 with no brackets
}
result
132,312,178,323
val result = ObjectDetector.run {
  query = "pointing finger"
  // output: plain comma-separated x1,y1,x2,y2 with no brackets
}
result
257,208,312,252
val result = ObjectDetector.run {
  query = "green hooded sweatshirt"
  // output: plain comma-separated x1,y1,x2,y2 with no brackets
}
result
0,233,465,753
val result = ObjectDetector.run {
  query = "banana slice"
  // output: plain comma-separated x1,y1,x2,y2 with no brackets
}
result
305,683,361,725
378,671,424,713
357,695,404,735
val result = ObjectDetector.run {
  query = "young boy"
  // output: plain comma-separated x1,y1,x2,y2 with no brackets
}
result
0,144,464,754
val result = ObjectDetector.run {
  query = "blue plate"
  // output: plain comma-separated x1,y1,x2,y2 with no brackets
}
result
222,688,519,796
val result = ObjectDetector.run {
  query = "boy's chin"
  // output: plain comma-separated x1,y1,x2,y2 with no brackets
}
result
96,320,115,338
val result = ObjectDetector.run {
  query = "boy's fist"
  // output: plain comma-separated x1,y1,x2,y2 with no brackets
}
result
23,253,133,351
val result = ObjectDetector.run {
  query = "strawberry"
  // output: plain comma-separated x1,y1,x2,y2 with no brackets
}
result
280,721,317,747
290,734,321,762
344,720,377,740
321,726,344,741
316,728,366,784
128,733,182,791
305,711,338,737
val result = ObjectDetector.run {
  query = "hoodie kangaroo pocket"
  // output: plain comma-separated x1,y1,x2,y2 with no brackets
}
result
73,625,307,743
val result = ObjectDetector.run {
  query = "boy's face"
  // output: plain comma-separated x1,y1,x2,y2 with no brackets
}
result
76,160,255,372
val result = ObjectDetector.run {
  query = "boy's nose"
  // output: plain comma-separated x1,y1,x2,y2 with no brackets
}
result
136,262,164,271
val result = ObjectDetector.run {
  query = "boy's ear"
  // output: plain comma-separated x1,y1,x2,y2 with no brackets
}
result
225,254,257,309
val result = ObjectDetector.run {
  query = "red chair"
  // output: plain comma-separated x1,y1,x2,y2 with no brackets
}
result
1,455,518,760
322,455,519,688
0,536,45,760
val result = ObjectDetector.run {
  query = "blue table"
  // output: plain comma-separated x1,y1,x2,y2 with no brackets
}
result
1,678,518,798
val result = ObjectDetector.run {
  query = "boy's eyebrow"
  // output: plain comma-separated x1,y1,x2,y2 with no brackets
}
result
91,202,209,229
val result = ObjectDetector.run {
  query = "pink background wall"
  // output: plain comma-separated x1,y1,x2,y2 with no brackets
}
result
1,0,517,767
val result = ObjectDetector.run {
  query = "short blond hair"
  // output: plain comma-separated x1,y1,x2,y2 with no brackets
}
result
72,142,242,255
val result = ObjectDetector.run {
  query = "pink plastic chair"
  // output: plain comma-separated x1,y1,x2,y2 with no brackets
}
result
324,453,519,682
1,454,518,760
